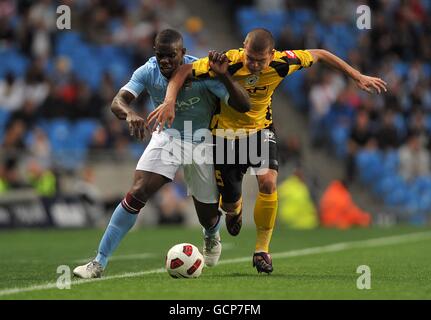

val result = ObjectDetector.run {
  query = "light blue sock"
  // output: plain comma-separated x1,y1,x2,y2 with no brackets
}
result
95,204,138,268
204,214,222,238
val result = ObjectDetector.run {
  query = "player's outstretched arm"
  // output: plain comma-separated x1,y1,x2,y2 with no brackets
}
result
308,49,387,94
208,50,250,113
111,89,148,141
147,64,192,132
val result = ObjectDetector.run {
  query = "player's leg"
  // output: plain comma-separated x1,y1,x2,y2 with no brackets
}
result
251,128,279,274
73,131,177,278
192,198,222,267
253,169,278,274
73,170,170,278
213,135,246,236
183,143,223,266
94,170,170,267
217,165,245,236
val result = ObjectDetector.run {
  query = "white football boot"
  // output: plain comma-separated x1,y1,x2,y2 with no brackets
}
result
73,260,104,279
203,231,222,267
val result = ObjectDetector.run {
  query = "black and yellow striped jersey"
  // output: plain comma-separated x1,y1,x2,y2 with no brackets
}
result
192,49,314,137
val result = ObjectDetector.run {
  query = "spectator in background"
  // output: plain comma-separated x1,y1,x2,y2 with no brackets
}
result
73,166,105,225
346,109,376,183
408,108,430,149
2,119,26,157
24,60,49,108
27,127,51,168
254,0,285,12
399,132,430,181
0,72,25,112
320,179,371,229
278,168,318,230
309,71,345,147
74,81,104,119
26,158,56,197
27,0,56,58
0,157,29,192
51,56,74,87
183,17,209,58
158,0,188,29
375,108,403,151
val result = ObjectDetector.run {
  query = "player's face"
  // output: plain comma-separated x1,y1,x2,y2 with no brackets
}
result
243,44,274,75
155,42,185,79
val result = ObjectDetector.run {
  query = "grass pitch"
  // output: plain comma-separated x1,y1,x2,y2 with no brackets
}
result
0,225,430,300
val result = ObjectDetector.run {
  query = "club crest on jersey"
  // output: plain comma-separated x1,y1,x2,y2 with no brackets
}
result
284,50,296,58
245,75,259,86
263,130,276,143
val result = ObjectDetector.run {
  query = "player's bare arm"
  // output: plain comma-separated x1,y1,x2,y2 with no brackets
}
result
308,49,388,94
111,89,148,141
147,64,193,131
208,50,251,113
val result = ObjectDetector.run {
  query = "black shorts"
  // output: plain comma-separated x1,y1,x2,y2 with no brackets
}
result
213,127,279,204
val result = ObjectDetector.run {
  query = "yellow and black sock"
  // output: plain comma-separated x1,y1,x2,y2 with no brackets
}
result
254,191,278,253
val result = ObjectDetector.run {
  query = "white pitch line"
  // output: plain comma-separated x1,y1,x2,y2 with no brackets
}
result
1,230,430,297
74,253,156,264
74,245,235,264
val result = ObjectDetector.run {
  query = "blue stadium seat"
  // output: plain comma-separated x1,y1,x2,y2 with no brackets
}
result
374,174,405,197
0,109,11,144
237,7,287,39
384,185,409,207
393,113,407,139
55,31,83,56
73,119,100,148
44,119,72,152
356,150,383,184
394,62,409,78
0,48,30,78
382,150,399,174
330,125,349,159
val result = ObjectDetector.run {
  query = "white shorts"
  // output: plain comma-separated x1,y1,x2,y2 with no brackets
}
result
136,131,219,204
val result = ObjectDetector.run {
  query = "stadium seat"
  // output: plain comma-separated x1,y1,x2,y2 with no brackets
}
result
0,109,11,143
237,7,287,39
73,119,100,148
0,48,30,78
356,150,383,184
330,125,349,159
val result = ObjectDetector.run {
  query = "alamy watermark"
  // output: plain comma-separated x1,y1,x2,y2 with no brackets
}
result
157,122,271,175
56,265,71,290
356,5,371,30
56,5,71,30
356,265,371,290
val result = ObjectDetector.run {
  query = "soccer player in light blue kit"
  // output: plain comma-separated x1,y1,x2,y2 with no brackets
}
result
73,29,250,278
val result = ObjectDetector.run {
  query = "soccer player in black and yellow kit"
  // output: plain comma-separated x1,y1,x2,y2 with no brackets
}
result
148,28,387,274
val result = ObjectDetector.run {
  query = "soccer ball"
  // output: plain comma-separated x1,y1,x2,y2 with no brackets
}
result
165,243,204,278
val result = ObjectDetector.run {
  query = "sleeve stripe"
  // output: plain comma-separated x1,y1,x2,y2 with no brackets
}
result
269,61,289,78
281,56,302,66
227,62,244,76
120,86,139,98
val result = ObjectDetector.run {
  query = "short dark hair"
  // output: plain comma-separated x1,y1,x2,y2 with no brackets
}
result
244,28,275,53
155,29,183,47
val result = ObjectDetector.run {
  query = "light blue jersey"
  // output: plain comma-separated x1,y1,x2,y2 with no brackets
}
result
122,55,230,142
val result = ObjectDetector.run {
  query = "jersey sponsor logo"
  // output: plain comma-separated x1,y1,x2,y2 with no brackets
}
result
284,50,296,58
245,75,259,86
154,97,201,111
246,86,268,95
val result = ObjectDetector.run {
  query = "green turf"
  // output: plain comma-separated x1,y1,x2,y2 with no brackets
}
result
0,225,430,299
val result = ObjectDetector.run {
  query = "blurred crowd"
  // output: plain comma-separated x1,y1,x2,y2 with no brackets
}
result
2,0,431,224
227,0,431,223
